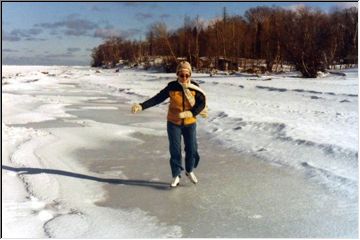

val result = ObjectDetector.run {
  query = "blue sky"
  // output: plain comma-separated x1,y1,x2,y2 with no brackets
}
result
2,2,358,66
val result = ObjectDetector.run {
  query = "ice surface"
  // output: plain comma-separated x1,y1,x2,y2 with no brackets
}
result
2,65,358,237
70,66,358,197
2,66,183,237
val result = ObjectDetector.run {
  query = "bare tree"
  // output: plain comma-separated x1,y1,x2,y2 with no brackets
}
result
155,22,176,60
91,6,357,76
280,7,332,77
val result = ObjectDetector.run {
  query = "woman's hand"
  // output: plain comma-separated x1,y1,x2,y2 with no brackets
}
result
131,103,142,113
179,111,193,119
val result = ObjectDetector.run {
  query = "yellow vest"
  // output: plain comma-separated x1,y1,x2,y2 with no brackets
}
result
167,90,197,125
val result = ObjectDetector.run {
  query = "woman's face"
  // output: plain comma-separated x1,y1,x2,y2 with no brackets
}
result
178,70,191,84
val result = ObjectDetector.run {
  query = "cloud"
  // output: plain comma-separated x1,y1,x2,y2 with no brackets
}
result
35,15,98,37
3,48,18,52
91,5,108,12
35,22,65,29
64,29,89,37
3,28,44,42
65,17,98,31
123,2,142,7
67,47,81,52
44,53,74,58
49,30,59,35
160,14,171,19
3,33,21,41
24,37,46,41
123,2,160,9
2,55,89,66
94,28,141,39
25,28,43,35
94,28,122,39
122,28,142,39
136,13,154,21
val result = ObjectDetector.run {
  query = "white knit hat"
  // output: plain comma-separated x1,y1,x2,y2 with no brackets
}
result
176,61,192,75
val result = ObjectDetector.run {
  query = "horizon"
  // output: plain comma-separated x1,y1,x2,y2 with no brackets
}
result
2,1,358,66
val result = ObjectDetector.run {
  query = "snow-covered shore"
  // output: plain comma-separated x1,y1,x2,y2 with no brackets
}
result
2,65,358,237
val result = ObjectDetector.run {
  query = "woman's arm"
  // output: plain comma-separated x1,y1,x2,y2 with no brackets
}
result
140,84,170,110
190,90,206,116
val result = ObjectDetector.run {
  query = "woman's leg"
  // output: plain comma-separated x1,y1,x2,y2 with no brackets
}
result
167,121,183,177
183,123,198,173
194,139,200,168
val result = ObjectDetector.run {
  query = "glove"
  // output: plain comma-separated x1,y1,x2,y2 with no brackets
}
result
179,111,193,119
131,103,142,113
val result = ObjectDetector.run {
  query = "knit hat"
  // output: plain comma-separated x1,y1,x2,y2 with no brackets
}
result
176,61,192,76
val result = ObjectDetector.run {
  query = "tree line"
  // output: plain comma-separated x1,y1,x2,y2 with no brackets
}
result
91,6,357,78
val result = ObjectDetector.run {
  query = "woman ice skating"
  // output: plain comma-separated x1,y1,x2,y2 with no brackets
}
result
131,61,207,187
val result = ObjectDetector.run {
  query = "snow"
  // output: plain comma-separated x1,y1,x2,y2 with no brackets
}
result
73,66,358,193
2,66,182,237
2,65,358,237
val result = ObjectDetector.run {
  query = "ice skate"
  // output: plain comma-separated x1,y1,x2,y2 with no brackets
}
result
186,172,198,184
170,176,180,187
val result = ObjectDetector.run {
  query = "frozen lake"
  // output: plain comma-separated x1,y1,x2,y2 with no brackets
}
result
2,66,358,237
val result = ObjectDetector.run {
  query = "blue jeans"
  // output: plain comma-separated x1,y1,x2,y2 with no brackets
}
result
167,121,200,177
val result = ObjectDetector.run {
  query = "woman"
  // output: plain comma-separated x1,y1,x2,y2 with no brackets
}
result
131,61,207,187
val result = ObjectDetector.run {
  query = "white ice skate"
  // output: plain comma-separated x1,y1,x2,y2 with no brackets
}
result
170,176,180,187
186,172,198,184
